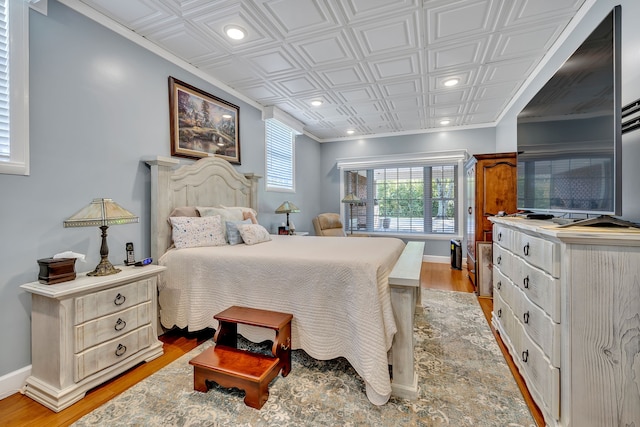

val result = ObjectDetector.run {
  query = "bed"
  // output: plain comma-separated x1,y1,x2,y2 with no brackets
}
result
145,156,420,405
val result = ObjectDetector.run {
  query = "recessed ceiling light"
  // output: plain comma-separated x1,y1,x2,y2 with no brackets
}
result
224,25,246,40
311,100,323,107
440,120,451,125
346,129,355,135
443,78,459,87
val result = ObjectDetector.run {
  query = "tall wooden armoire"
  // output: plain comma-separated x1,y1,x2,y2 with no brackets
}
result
464,153,517,290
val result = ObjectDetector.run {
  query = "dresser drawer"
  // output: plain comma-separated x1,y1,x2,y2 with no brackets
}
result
493,244,515,279
493,293,522,359
74,324,154,382
493,268,516,310
493,224,513,252
74,301,152,353
513,231,560,277
517,324,560,422
510,286,560,367
74,277,155,324
511,257,561,323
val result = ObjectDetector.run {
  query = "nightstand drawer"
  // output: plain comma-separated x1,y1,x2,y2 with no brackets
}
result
74,324,154,382
74,301,152,353
74,277,155,324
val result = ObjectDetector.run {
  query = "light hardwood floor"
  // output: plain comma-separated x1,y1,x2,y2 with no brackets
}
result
0,262,543,427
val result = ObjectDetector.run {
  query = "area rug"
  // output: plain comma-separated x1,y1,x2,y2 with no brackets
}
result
73,290,535,426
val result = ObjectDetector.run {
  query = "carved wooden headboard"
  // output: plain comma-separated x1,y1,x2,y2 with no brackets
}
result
145,156,260,263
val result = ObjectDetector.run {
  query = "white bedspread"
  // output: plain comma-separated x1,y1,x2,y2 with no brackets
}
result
158,235,405,405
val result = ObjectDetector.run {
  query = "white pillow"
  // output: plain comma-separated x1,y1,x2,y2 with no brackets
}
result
197,206,243,221
237,224,272,245
219,205,258,218
169,216,226,249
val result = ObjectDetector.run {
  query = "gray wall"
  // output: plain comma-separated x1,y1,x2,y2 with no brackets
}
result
318,128,497,255
496,0,640,223
0,2,321,377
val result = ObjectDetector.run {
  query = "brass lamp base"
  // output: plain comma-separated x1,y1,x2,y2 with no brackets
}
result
87,257,121,276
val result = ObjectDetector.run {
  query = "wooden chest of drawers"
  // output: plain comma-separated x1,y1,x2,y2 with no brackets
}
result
21,265,166,412
490,217,640,426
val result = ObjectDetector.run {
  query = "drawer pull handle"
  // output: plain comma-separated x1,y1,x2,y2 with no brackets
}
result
115,344,127,357
114,318,127,331
114,293,126,306
523,243,530,256
468,207,472,215
496,255,501,265
497,308,502,318
523,311,530,324
522,350,529,363
497,232,502,241
496,281,502,290
523,276,530,289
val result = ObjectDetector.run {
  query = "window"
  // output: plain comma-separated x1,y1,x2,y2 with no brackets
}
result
265,119,295,191
0,0,29,176
338,151,466,236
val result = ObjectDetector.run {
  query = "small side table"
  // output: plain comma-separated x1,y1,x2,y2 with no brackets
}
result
20,265,166,412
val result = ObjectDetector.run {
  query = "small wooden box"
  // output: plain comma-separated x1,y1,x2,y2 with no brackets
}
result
37,258,77,285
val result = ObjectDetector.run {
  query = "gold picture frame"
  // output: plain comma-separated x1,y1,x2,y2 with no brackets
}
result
168,76,240,164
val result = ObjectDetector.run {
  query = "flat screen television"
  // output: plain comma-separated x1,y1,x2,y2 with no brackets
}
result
516,6,622,223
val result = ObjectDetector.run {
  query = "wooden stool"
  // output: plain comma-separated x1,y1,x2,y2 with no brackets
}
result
189,306,293,409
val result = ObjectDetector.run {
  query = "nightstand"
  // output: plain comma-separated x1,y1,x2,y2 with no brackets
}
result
20,265,166,412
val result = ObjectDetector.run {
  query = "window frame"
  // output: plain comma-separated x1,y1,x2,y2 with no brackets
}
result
265,118,296,193
0,0,30,176
337,150,467,239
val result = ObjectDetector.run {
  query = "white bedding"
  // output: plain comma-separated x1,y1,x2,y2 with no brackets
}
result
158,234,405,405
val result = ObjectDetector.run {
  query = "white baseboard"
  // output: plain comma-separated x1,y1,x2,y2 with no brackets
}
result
0,365,30,400
423,255,448,264
423,255,468,268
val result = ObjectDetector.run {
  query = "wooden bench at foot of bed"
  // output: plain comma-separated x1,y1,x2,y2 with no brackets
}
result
388,241,424,400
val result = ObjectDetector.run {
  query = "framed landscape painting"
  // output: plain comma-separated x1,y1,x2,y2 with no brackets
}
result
169,76,240,164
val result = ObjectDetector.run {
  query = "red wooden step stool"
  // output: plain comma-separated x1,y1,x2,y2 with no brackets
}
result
189,306,293,409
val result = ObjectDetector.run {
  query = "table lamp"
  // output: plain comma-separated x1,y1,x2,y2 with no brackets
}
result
275,201,300,231
341,193,361,234
64,198,139,276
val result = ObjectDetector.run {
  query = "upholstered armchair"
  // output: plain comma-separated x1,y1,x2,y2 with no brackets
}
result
312,213,346,237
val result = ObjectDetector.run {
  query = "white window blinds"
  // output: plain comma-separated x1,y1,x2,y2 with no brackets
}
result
0,0,29,176
0,0,9,161
265,119,295,191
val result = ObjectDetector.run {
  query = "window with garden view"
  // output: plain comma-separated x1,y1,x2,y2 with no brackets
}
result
343,165,457,235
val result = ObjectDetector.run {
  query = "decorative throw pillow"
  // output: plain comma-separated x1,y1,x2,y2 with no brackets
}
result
197,207,243,240
242,210,258,224
237,224,272,245
167,206,200,227
169,206,200,217
169,215,226,249
225,218,252,245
